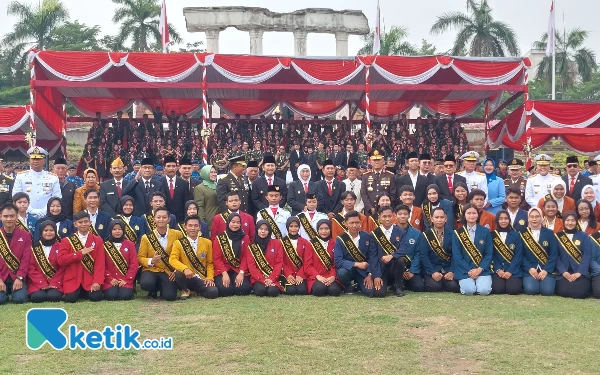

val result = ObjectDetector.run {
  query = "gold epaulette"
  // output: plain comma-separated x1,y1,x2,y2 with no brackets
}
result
17,170,27,174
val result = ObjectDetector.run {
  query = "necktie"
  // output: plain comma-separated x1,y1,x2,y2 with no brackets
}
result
145,181,150,194
304,182,308,193
271,207,278,217
116,181,122,197
309,212,315,220
169,179,175,198
327,181,333,195
268,177,272,186
569,177,575,195
448,175,453,193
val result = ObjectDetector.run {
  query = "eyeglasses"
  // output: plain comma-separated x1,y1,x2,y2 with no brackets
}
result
566,164,578,168
443,164,455,168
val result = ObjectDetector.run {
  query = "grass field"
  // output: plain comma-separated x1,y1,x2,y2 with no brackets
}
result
1,291,599,375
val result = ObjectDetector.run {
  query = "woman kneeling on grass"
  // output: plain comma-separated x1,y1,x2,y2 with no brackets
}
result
27,221,64,303
491,211,523,295
281,217,310,296
521,207,558,296
103,220,138,301
555,211,592,299
247,220,283,297
305,219,343,297
452,204,493,295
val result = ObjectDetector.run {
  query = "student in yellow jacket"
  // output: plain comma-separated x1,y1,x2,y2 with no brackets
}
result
169,215,218,300
137,207,182,301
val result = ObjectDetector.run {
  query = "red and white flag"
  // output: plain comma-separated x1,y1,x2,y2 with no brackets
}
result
545,0,555,57
373,1,381,55
160,0,170,53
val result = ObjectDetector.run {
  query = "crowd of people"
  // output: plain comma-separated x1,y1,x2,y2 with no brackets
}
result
1,127,600,303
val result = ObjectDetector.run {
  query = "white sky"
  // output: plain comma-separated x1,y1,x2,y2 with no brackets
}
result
0,0,598,57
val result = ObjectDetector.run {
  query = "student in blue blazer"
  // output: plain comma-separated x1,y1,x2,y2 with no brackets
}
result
520,207,558,296
418,207,459,293
491,210,523,295
555,211,592,299
83,189,112,240
590,231,600,298
334,211,377,297
33,197,75,243
395,204,424,293
116,195,146,250
422,185,454,236
369,206,405,298
483,158,506,215
10,192,38,237
505,187,528,232
452,204,493,295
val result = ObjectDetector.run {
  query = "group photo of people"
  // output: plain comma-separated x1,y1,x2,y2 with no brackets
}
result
1,109,600,304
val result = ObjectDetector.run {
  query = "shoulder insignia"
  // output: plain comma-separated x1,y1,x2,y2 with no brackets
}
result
477,172,485,175
384,170,393,174
3,175,13,179
18,170,28,174
48,172,57,176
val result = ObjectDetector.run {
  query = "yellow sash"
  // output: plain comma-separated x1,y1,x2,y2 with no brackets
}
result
217,233,240,268
422,202,433,227
177,222,187,236
145,213,156,232
310,238,332,270
32,242,56,278
16,218,29,233
104,241,129,275
555,232,582,264
248,243,273,276
491,231,514,264
520,228,548,265
455,227,482,266
0,230,20,273
145,230,175,272
591,231,600,247
281,236,303,269
117,215,138,243
297,212,318,239
339,232,366,262
260,210,283,239
180,237,207,278
331,212,347,232
424,230,450,263
372,227,396,256
67,234,94,275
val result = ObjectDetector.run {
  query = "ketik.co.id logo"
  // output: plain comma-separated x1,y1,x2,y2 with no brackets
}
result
26,308,173,350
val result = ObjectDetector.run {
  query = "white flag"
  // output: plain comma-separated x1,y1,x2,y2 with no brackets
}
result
373,1,381,55
545,0,555,57
160,0,170,53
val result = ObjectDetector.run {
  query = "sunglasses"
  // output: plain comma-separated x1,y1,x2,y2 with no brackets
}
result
566,164,578,168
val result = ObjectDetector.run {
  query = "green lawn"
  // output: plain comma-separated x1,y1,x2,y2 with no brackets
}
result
1,292,599,375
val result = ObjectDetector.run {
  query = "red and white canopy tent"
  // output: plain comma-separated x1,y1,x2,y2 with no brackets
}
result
2,50,531,160
0,105,62,157
487,100,600,155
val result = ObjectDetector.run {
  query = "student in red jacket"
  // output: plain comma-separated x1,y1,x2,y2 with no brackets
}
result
247,220,284,297
27,220,64,303
281,217,310,295
0,203,31,304
304,219,342,296
103,220,138,301
211,192,255,243
58,211,105,303
213,213,252,296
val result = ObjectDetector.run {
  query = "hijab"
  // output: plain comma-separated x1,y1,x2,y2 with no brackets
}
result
562,211,579,234
38,220,58,246
297,164,311,183
201,165,216,190
41,197,67,223
495,210,512,232
426,184,440,206
316,219,332,242
550,179,566,212
528,207,544,230
253,220,272,253
581,184,597,209
184,200,199,219
286,216,300,240
119,195,135,217
225,213,245,258
483,158,497,183
108,219,125,243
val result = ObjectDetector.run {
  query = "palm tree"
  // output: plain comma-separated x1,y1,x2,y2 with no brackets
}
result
534,28,597,96
112,0,182,52
430,0,519,57
357,26,417,56
2,0,69,85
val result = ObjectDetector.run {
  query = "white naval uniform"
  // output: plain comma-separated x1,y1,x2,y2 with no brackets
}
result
12,169,61,219
525,173,559,207
458,170,488,195
591,175,600,203
256,206,291,239
298,211,329,240
343,178,364,213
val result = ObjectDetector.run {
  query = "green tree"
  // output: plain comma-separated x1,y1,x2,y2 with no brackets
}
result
99,34,129,51
415,39,437,56
112,0,182,52
534,28,597,96
47,21,102,51
2,0,70,86
357,26,417,56
430,0,520,57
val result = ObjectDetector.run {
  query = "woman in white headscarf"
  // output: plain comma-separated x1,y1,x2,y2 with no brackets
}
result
537,179,575,217
288,164,315,216
581,184,600,223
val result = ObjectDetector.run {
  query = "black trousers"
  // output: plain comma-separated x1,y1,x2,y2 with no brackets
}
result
214,271,252,296
64,287,103,303
376,257,408,298
491,274,523,295
103,286,135,301
139,271,178,301
556,276,591,299
424,274,460,293
311,280,343,297
252,282,280,297
592,275,600,299
279,276,308,295
30,289,63,303
174,271,218,299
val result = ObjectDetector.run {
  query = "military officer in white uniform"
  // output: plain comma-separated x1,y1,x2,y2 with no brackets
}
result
525,154,559,207
591,155,600,202
12,146,61,219
458,151,488,195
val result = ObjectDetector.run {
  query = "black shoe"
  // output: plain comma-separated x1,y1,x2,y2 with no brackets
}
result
395,287,405,297
147,291,157,299
344,286,354,295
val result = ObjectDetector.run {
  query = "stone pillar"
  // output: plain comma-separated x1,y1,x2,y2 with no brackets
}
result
205,29,220,53
293,30,308,56
249,29,264,55
335,32,349,56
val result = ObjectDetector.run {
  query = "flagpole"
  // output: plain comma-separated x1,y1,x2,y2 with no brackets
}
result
551,0,556,100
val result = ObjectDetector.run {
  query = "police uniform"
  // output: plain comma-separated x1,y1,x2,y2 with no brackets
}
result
12,147,61,219
457,151,488,195
360,148,397,215
216,155,250,214
67,164,84,187
504,158,529,210
525,154,559,208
